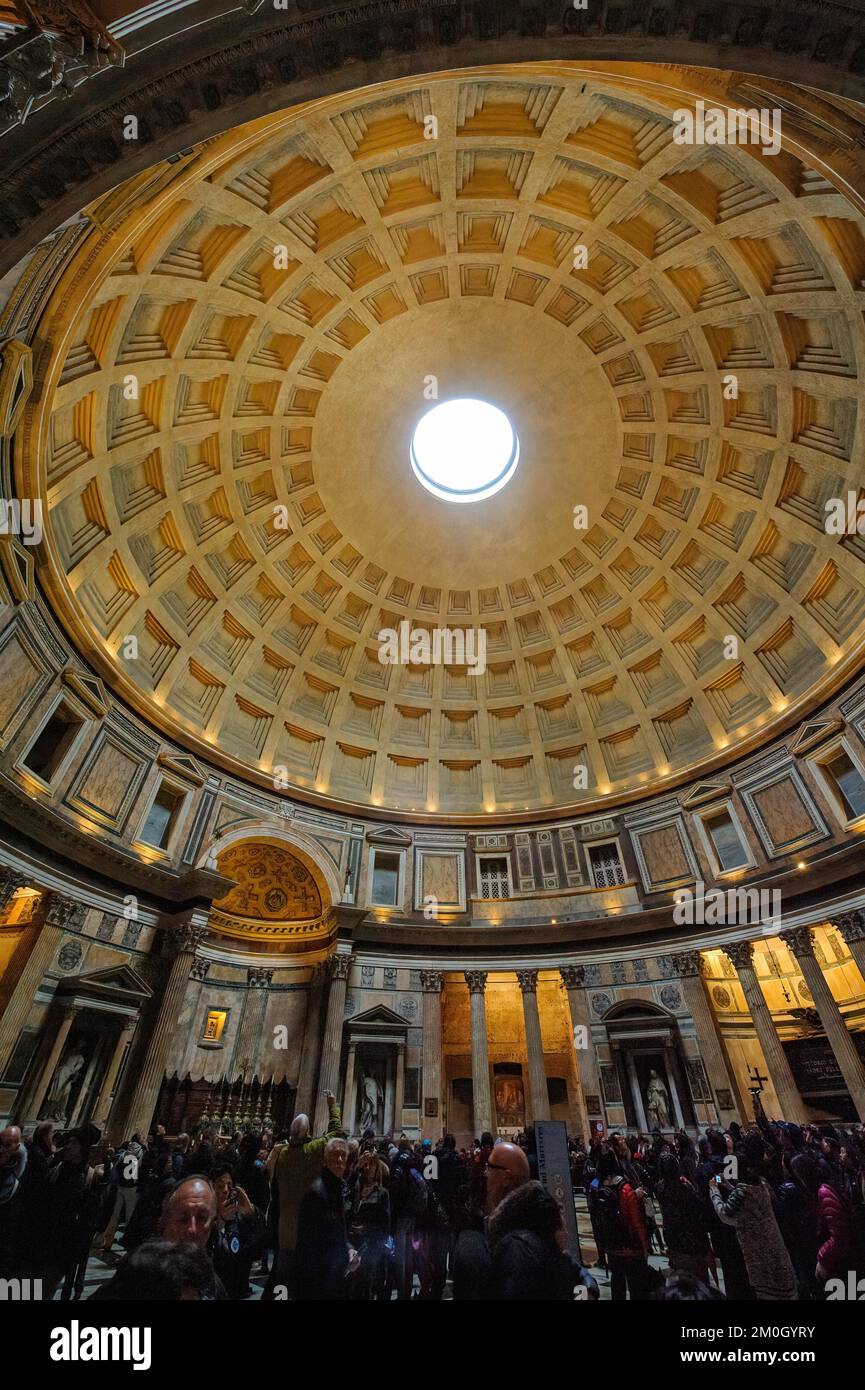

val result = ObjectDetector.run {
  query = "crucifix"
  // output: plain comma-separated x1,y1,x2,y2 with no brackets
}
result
747,1064,769,1119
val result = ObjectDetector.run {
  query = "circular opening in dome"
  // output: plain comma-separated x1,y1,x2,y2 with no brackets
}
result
410,398,519,503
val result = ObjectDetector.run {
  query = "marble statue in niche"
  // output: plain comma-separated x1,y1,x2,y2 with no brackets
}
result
645,1069,671,1129
42,1043,86,1123
358,1068,384,1132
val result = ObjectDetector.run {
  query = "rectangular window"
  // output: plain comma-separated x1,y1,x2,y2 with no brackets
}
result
478,856,510,899
371,851,400,906
140,782,184,850
22,703,82,782
823,749,865,821
588,842,625,889
201,1010,227,1045
703,808,748,872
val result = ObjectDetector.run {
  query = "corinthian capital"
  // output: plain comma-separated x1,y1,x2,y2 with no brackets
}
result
419,969,444,993
516,969,539,994
248,967,274,989
559,964,586,989
779,926,816,959
670,951,703,979
0,866,28,911
834,910,865,945
724,940,755,972
167,920,208,957
464,970,487,995
326,952,352,982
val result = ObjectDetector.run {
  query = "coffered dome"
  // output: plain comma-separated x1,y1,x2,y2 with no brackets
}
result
21,62,865,819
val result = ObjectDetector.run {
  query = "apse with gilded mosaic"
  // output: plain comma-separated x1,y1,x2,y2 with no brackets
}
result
215,844,323,922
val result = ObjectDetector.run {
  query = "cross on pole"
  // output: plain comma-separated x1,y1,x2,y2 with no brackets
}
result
747,1064,769,1094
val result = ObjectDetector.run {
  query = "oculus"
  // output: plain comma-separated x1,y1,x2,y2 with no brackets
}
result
409,398,519,503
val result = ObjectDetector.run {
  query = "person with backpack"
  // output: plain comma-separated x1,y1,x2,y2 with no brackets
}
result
655,1151,713,1285
595,1146,653,1300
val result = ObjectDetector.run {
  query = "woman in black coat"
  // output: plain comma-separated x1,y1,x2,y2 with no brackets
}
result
656,1152,713,1286
348,1150,391,1300
487,1180,599,1301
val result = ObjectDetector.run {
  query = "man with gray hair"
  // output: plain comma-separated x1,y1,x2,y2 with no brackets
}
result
267,1088,342,1297
295,1135,357,1300
0,1125,27,1276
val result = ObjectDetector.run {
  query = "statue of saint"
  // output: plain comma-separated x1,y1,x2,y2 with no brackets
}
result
43,1046,85,1123
645,1068,671,1129
358,1070,383,1133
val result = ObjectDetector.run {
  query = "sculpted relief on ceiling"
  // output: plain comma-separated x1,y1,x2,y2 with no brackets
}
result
215,842,323,921
16,61,865,817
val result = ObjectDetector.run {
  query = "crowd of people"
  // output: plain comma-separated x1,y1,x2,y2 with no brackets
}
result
578,1114,865,1301
1,1094,864,1301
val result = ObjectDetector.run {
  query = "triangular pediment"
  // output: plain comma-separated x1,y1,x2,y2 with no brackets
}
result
0,537,34,603
366,825,413,847
790,717,843,758
57,963,152,1001
346,1003,409,1028
681,780,731,810
0,339,32,437
158,751,206,786
61,666,109,718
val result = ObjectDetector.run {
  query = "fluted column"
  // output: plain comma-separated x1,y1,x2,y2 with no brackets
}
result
394,1041,406,1135
780,926,865,1122
834,911,865,987
420,970,443,1140
123,911,209,1139
517,970,550,1123
295,964,324,1119
0,891,81,1075
92,1018,136,1131
671,951,746,1122
560,965,601,1140
724,941,808,1122
313,952,351,1133
343,1041,358,1134
465,971,493,1137
233,967,273,1080
23,1002,80,1123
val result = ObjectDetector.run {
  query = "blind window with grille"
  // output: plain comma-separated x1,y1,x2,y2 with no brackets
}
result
478,856,510,899
587,842,625,889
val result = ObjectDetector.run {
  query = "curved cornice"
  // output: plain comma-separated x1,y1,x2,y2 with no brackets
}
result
4,0,865,275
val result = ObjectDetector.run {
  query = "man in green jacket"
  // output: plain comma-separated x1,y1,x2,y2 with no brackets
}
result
267,1090,342,1297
